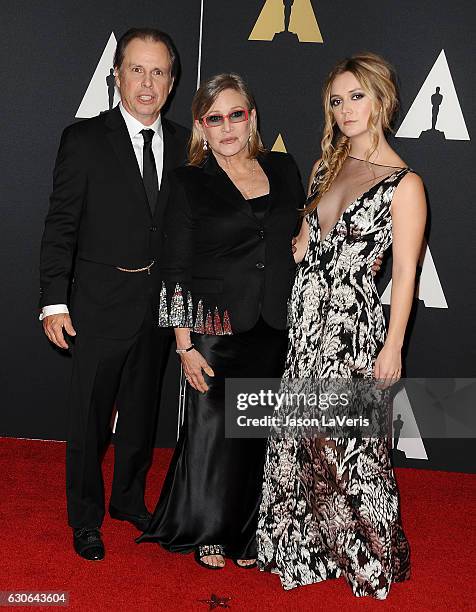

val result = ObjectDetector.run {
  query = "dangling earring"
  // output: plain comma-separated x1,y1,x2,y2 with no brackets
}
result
203,139,208,151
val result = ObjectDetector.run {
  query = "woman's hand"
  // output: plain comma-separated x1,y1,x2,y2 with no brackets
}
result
292,219,309,264
373,343,402,389
371,253,384,276
180,349,215,393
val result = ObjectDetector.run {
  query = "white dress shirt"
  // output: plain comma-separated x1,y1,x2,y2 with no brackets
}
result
40,104,164,320
118,102,164,187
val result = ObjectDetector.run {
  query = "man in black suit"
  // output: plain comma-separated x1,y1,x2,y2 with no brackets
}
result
39,28,189,560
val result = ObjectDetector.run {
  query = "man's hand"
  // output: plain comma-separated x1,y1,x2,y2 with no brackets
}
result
371,253,384,276
43,313,76,349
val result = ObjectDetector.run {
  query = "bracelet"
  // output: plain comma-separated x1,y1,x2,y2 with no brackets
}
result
176,343,195,354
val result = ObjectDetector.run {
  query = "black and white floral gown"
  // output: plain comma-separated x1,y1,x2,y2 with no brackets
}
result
257,157,412,599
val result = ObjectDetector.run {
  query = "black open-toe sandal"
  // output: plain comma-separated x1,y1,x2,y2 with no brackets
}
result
194,545,225,570
231,559,257,569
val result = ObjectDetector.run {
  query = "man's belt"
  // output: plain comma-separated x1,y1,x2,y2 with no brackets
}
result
116,260,155,275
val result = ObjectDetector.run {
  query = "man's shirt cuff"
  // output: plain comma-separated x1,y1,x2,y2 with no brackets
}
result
39,304,69,321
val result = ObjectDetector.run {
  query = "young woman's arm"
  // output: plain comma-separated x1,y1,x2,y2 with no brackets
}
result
374,172,427,386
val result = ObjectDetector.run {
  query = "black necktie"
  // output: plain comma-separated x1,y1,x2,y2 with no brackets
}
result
140,129,158,215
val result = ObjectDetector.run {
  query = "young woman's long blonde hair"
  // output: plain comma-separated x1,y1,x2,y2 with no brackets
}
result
188,73,265,166
304,52,400,214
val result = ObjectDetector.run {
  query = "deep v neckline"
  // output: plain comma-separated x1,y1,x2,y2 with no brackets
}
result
316,166,408,245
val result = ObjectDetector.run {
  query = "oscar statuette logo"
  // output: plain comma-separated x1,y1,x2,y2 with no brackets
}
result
396,49,469,141
249,0,323,43
76,31,120,118
392,388,428,461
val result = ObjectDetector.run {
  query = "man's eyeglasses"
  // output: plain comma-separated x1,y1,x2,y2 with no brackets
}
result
201,109,249,128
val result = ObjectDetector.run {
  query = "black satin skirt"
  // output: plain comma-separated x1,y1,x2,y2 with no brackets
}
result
137,316,287,559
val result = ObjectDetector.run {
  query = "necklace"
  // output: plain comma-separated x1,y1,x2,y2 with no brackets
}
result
226,158,256,199
247,159,256,199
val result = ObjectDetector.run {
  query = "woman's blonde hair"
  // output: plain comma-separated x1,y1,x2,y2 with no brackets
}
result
188,73,265,166
305,52,399,214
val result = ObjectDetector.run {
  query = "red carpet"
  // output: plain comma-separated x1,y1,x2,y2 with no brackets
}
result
0,438,474,611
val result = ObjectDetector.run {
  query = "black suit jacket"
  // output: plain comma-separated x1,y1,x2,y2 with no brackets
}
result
39,106,190,338
158,151,305,334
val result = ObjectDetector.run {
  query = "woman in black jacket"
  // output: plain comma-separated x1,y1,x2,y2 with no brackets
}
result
137,73,305,569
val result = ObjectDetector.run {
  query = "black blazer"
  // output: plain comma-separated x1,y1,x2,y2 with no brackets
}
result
158,151,305,334
39,106,189,338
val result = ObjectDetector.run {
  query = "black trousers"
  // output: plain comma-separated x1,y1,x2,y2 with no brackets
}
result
66,310,172,528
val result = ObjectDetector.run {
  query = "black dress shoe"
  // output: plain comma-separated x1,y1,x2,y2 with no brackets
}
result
73,528,104,561
109,508,152,532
